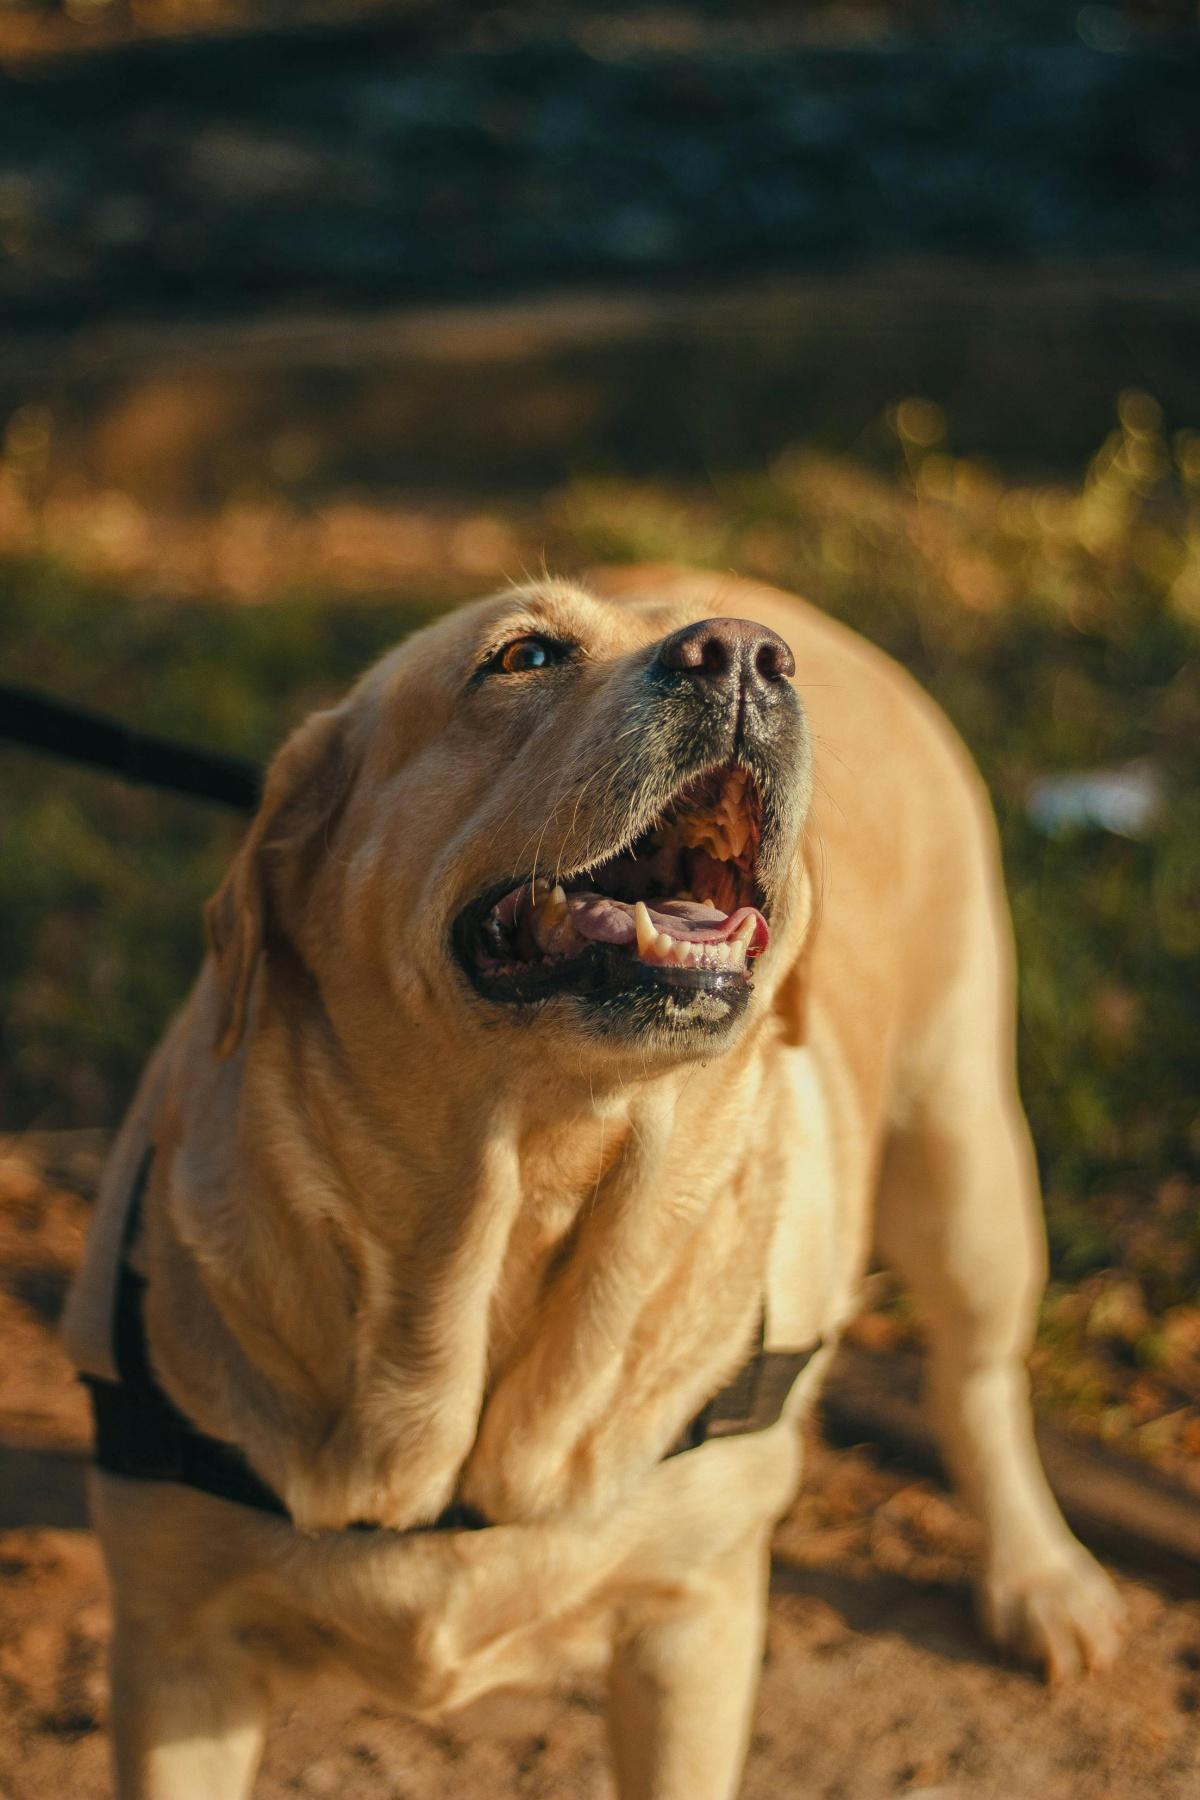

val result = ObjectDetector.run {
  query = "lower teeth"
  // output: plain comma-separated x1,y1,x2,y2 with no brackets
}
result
633,935,744,973
487,888,757,977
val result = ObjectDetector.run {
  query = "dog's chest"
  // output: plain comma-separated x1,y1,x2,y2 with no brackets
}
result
763,1044,855,1354
485,1181,592,1377
485,1123,629,1375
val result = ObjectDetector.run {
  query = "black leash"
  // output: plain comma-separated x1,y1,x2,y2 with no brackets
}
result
0,683,261,811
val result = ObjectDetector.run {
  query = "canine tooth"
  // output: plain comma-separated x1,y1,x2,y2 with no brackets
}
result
541,883,568,925
634,901,657,956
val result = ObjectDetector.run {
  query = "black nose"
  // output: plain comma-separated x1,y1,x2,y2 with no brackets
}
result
656,616,796,695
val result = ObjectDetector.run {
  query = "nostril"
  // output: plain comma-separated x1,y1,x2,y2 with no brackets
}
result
660,622,734,678
755,638,795,682
699,634,730,676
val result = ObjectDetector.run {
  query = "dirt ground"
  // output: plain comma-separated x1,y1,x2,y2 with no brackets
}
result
1,1155,1198,1800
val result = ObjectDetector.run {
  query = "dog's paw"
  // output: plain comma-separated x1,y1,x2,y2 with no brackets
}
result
980,1545,1125,1684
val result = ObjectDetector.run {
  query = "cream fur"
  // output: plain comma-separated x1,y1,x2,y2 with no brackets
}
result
63,568,1123,1800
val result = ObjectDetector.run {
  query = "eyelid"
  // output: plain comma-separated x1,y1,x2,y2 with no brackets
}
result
471,630,580,682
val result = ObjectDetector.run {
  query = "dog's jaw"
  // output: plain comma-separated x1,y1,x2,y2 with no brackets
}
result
451,757,802,1052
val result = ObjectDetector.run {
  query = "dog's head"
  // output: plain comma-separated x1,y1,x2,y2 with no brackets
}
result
205,579,813,1074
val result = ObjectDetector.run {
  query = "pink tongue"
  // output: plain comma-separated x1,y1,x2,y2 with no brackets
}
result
565,893,768,956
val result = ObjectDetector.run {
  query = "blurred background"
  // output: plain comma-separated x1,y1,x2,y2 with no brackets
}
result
1,3,1199,1796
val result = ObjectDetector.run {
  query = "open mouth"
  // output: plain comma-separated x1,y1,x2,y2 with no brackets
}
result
456,765,770,1003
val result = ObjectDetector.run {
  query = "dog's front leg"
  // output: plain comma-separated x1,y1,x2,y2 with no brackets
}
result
607,1531,769,1800
107,1607,270,1800
875,1105,1124,1682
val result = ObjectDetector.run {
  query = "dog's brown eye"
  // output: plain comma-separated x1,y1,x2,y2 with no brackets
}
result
475,633,574,683
495,636,557,675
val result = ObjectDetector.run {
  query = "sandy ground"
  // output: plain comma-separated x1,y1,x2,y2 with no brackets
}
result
1,1157,1198,1800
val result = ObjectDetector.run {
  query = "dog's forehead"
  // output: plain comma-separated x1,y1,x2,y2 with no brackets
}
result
454,581,681,654
374,581,689,692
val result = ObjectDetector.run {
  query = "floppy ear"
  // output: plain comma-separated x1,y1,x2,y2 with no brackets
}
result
204,705,350,1059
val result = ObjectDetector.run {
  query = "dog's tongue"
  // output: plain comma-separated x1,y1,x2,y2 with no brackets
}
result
565,893,768,955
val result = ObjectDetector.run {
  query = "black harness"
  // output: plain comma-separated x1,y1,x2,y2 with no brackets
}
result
84,1149,822,1531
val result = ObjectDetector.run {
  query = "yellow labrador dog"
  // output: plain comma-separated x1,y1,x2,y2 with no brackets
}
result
64,566,1122,1799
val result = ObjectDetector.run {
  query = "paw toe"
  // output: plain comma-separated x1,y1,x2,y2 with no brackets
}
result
982,1551,1125,1683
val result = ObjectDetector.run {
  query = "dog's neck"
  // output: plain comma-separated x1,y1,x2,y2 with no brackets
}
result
154,960,785,1531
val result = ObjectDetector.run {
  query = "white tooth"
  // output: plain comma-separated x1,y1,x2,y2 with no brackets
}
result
712,942,729,967
677,941,696,965
542,883,568,923
654,932,674,958
733,914,757,945
634,901,657,956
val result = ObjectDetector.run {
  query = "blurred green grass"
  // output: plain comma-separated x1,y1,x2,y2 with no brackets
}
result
0,573,446,1126
2,393,1198,1331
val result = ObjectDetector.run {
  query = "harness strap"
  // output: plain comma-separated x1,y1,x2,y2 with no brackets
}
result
85,1148,821,1527
663,1313,821,1458
84,1145,310,1521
